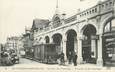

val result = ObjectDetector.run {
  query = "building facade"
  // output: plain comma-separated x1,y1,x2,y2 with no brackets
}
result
0,44,2,65
33,0,115,66
22,27,33,59
6,36,21,54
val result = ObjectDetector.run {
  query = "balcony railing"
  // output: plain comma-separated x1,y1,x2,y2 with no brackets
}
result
77,0,114,20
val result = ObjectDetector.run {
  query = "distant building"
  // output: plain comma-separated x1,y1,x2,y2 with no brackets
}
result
5,36,21,53
0,43,4,53
32,19,50,31
22,27,33,59
0,44,1,65
0,44,2,53
0,44,2,59
0,43,6,65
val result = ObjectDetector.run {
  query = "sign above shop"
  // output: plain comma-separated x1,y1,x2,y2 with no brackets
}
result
91,35,99,40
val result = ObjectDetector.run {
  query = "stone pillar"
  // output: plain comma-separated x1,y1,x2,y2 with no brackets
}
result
97,35,103,66
60,40,63,52
91,36,97,58
91,39,96,58
74,36,78,54
50,37,53,43
42,39,45,44
61,13,66,25
62,34,67,62
77,35,83,64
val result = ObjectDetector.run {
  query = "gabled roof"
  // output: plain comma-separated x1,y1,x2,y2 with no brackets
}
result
32,19,50,30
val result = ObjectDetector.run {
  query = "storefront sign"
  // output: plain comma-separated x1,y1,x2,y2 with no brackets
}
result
103,31,115,37
104,31,115,48
91,35,99,40
105,38,115,42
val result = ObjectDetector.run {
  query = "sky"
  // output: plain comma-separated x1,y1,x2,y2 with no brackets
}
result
0,0,102,43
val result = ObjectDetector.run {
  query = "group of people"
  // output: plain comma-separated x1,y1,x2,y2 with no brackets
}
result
57,51,78,66
0,50,19,66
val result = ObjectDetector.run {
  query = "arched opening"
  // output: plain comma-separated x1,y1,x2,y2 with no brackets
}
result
53,16,61,28
103,18,115,66
52,33,62,54
82,24,97,63
45,36,50,43
66,29,77,63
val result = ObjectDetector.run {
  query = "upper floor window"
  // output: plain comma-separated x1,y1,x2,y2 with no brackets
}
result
104,18,115,32
53,16,61,28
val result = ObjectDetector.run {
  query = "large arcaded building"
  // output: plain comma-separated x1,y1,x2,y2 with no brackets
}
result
32,0,115,66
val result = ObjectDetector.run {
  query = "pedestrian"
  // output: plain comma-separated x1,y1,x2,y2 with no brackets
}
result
48,56,52,63
73,54,77,66
72,51,77,66
57,53,61,65
60,52,65,65
68,52,72,64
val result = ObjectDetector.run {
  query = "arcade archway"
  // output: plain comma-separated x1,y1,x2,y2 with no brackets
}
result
52,33,62,54
102,18,115,65
66,29,77,61
82,24,97,63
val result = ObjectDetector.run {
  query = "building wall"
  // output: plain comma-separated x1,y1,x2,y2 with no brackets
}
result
0,44,1,60
33,0,115,66
5,36,21,54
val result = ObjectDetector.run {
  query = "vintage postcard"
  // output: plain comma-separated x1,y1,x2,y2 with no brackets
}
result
0,0,115,72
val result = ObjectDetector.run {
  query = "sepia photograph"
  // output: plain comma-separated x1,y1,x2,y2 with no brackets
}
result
0,0,115,72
